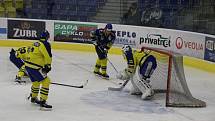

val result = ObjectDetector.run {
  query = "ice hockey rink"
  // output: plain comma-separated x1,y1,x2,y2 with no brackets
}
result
0,47,215,121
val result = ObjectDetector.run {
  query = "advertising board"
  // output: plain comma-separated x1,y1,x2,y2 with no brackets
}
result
54,22,97,43
7,20,45,40
204,36,215,62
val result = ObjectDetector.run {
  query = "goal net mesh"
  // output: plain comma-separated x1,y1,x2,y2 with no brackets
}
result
142,47,206,107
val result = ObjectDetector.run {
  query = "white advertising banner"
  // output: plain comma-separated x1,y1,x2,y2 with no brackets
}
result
112,24,207,59
171,31,205,59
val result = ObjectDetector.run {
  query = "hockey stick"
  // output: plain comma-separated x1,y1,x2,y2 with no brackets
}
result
91,42,119,73
108,80,129,91
51,80,88,88
107,58,119,73
27,80,88,100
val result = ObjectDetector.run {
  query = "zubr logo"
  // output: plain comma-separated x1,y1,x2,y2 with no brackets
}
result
175,37,203,50
13,22,37,38
139,34,170,47
176,37,183,49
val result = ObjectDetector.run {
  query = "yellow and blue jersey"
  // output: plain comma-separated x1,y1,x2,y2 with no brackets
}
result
25,41,52,69
16,46,29,61
124,50,150,75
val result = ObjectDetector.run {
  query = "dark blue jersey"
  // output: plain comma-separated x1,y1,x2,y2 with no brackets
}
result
93,28,116,49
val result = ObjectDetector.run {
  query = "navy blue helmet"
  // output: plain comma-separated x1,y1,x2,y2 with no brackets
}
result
105,23,113,31
40,30,50,41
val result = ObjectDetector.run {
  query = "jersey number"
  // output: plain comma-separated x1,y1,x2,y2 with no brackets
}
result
18,47,26,54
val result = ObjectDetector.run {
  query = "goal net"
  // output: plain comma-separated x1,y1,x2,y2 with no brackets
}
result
141,46,206,107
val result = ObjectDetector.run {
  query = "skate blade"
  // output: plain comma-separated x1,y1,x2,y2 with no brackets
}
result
94,74,109,80
14,81,26,85
101,77,109,80
40,107,52,111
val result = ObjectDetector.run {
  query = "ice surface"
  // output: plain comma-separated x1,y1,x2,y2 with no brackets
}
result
0,47,215,121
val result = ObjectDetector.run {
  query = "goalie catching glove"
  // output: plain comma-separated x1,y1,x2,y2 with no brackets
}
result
42,64,51,73
116,68,134,80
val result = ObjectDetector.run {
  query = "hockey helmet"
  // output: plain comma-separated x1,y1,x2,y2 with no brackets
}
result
105,23,113,31
40,30,50,41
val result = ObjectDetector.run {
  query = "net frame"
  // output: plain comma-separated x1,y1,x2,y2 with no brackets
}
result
141,46,206,108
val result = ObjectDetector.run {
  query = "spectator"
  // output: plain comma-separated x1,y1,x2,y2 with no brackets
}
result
141,4,162,27
121,2,141,26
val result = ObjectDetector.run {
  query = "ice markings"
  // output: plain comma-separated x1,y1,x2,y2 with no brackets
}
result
80,90,174,114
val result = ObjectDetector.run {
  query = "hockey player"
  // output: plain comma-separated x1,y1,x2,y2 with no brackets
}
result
9,46,30,83
90,23,116,79
25,30,53,110
116,45,157,100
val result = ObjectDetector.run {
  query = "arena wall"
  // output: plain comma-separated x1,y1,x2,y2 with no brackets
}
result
0,18,214,73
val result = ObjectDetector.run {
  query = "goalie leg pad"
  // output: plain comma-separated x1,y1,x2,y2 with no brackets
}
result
131,76,154,100
130,79,141,95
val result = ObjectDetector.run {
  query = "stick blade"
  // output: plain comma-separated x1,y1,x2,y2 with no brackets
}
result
108,80,129,91
108,87,123,91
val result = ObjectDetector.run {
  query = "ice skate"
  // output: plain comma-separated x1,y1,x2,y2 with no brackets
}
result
101,73,109,80
40,100,52,111
93,71,102,76
31,97,40,105
14,75,26,84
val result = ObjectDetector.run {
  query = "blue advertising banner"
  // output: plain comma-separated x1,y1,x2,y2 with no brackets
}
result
0,28,7,39
204,36,215,62
0,28,6,34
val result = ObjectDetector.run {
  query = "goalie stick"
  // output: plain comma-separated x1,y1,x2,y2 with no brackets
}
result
51,80,88,88
108,80,129,91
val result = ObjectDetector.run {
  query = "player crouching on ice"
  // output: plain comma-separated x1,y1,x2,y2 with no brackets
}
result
9,46,30,84
90,23,116,79
116,45,157,100
25,30,53,110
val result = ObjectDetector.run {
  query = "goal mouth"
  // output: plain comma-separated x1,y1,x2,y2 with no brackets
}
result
140,46,206,108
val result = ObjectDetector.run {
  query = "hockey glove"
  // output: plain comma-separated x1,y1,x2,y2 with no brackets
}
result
10,48,16,54
103,48,108,54
42,64,51,73
116,72,123,80
116,70,131,80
